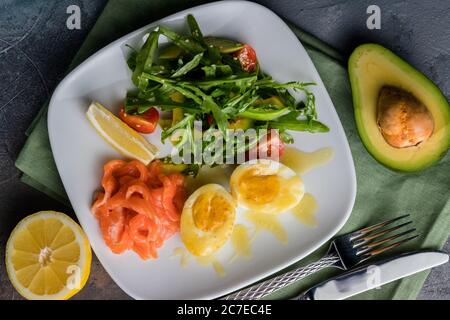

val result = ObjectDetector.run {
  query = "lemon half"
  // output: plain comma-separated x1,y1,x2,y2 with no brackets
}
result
5,211,92,300
86,101,159,165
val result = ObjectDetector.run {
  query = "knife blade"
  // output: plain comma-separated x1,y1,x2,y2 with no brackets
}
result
297,250,449,300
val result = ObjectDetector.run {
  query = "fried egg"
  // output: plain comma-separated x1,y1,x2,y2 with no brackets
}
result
181,184,236,257
230,159,304,214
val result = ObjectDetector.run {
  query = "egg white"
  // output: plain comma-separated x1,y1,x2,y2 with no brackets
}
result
180,183,236,257
230,159,304,215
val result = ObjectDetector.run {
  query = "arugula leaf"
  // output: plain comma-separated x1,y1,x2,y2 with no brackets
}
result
147,65,169,75
210,87,226,98
204,45,221,65
171,52,203,78
187,14,206,46
125,92,198,114
124,94,152,114
257,81,317,119
236,95,260,113
279,130,294,144
202,96,228,137
193,75,257,90
268,109,328,132
223,90,251,109
141,73,203,105
161,114,194,141
159,25,205,54
269,119,329,133
176,83,229,136
201,64,233,78
132,31,159,85
126,50,137,71
274,110,301,122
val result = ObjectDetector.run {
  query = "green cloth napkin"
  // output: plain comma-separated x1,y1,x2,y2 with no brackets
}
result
15,0,450,300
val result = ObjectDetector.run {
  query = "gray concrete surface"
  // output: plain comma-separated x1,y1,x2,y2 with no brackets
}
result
0,0,448,299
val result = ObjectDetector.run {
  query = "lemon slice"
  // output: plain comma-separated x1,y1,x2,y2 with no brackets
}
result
86,101,159,164
5,211,92,300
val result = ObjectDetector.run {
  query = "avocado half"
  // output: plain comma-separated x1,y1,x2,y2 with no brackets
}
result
348,44,450,172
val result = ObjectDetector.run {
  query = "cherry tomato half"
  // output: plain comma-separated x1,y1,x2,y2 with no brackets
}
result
234,44,257,73
265,130,285,158
206,114,215,126
248,130,285,160
119,107,159,134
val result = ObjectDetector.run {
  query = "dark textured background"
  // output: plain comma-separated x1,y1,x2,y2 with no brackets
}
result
0,0,448,300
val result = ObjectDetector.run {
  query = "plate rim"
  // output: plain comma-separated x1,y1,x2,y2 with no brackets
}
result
48,0,357,299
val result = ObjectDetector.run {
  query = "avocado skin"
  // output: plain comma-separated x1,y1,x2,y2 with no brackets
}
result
348,43,450,172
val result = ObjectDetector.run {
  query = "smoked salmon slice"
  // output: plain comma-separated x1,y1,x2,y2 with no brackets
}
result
92,159,186,260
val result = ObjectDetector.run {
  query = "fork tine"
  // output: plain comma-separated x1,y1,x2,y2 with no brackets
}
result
356,228,416,255
350,214,410,241
358,234,419,263
353,221,413,248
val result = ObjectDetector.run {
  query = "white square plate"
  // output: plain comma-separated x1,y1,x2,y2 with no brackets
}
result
48,1,356,299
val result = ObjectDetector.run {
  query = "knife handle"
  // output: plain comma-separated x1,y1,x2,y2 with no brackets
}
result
222,254,340,300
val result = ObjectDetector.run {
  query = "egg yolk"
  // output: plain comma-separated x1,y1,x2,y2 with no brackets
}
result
193,193,234,232
237,169,280,205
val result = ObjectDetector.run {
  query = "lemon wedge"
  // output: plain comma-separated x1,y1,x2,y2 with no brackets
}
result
5,211,92,300
86,101,159,164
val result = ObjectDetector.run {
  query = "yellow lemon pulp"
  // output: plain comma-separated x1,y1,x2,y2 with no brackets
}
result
86,101,159,165
6,211,92,300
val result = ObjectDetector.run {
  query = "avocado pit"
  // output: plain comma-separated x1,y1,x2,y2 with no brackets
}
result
377,86,434,148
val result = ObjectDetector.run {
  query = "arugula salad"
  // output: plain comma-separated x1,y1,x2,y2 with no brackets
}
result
122,14,328,172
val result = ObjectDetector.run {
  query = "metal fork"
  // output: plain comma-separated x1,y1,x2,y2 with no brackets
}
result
222,214,418,300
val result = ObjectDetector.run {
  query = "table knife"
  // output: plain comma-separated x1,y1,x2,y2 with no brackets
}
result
296,250,449,300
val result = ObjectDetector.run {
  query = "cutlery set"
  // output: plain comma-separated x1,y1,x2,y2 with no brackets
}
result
224,215,449,300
